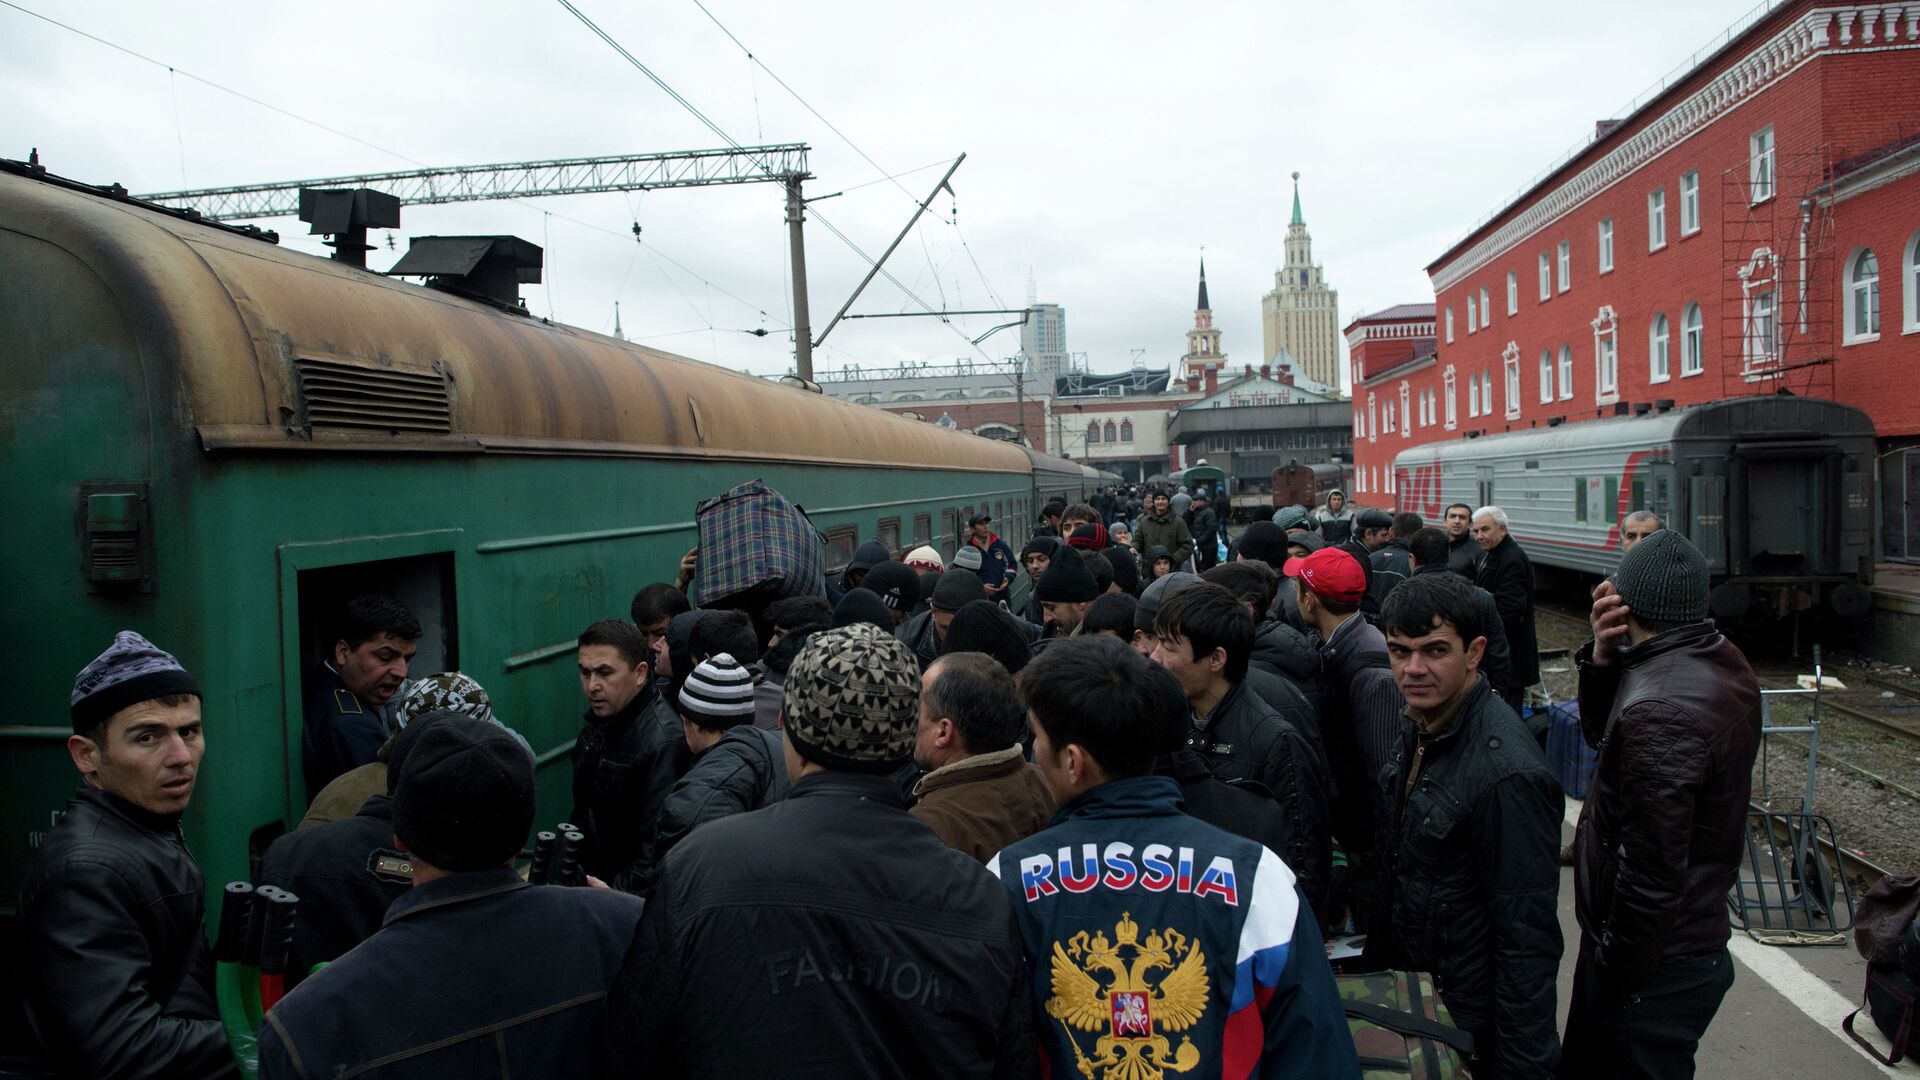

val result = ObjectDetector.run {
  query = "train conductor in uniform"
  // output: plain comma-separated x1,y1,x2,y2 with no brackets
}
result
303,595,420,804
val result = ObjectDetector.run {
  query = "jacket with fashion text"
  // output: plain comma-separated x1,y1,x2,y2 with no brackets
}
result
1572,623,1761,992
593,772,1033,1079
989,776,1358,1080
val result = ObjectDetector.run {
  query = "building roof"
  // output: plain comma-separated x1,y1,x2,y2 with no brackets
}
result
1290,172,1304,227
1347,302,1436,327
1055,367,1174,398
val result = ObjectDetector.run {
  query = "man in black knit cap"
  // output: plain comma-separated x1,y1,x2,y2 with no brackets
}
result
896,568,986,670
1562,531,1759,1080
260,716,644,1079
1033,547,1099,643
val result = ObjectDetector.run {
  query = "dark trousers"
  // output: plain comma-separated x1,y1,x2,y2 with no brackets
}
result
1560,944,1734,1080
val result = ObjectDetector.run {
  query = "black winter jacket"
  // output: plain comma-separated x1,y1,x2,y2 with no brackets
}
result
1369,538,1412,608
1341,538,1381,616
1316,615,1407,849
637,725,790,894
1157,749,1298,892
1251,616,1324,716
895,607,942,670
570,683,687,892
1376,680,1563,1080
1573,624,1761,993
1186,682,1332,917
1411,564,1514,691
593,772,1033,1078
257,792,411,990
1448,532,1482,578
1474,534,1539,686
15,787,238,1080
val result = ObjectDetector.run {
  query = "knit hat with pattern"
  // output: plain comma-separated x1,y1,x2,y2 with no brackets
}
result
677,652,759,729
1613,529,1709,623
71,631,201,734
781,623,920,773
903,545,946,573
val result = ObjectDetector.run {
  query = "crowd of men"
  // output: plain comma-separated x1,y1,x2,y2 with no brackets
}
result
12,479,1766,1080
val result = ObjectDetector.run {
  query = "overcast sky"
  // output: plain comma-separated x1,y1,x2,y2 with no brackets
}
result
4,0,1763,386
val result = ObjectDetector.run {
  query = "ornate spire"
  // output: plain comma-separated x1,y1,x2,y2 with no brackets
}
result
1290,171,1304,227
1196,255,1210,311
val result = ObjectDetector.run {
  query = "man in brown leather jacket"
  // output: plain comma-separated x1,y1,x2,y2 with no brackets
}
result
910,652,1054,861
1563,531,1760,1080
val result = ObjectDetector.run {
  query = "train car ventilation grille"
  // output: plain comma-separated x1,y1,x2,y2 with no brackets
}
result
294,357,453,434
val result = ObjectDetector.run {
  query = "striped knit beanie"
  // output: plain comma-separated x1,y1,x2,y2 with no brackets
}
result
71,631,200,734
677,652,759,729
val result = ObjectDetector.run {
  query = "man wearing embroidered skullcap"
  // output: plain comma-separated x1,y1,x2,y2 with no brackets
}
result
1562,531,1759,1079
594,623,1031,1077
16,632,240,1078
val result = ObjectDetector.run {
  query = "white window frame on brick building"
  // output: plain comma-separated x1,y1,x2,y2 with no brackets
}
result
1502,341,1521,420
1906,230,1920,334
1467,369,1479,417
1557,240,1571,293
1846,248,1880,343
1558,344,1574,400
1592,306,1619,404
1648,188,1666,250
1482,370,1493,416
1400,382,1412,440
1507,271,1518,315
1539,348,1554,403
1681,171,1701,235
1649,311,1671,383
1445,307,1455,343
1539,252,1551,300
1682,302,1705,376
1367,393,1378,443
1749,126,1775,204
1740,248,1779,373
1598,219,1614,273
1467,296,1477,334
1480,287,1492,327
1443,366,1458,430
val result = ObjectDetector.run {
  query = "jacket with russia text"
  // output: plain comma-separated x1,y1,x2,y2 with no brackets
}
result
14,787,238,1080
1572,622,1761,993
1375,678,1563,1080
592,772,1033,1079
988,775,1357,1080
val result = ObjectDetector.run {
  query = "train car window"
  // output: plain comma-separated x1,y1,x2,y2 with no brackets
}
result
941,510,961,560
1573,478,1588,523
824,526,858,572
877,517,901,555
1604,477,1620,524
913,514,932,548
1632,478,1648,515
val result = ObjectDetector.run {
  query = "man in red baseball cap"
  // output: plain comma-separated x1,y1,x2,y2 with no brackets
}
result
1284,547,1405,933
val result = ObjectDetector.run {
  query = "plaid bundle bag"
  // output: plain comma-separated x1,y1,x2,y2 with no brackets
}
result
692,479,824,605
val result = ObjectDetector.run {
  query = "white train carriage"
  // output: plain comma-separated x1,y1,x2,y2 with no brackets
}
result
1391,396,1875,622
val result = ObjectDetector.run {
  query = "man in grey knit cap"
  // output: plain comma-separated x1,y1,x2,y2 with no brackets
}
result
1562,531,1760,1080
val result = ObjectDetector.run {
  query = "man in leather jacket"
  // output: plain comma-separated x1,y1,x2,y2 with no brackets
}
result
1562,531,1759,1080
1374,574,1562,1080
16,631,240,1079
593,623,1031,1078
570,619,686,892
1150,583,1332,918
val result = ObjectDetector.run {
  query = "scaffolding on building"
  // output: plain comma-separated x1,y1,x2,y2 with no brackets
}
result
1719,145,1838,403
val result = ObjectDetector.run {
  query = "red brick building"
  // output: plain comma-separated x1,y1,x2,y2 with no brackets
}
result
1351,1,1920,545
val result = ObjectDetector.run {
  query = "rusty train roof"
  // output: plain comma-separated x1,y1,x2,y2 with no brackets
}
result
0,167,1031,474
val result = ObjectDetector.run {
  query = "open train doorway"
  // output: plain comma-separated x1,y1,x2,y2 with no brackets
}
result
295,553,459,687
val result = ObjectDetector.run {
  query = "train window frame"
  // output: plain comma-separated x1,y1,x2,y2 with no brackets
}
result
913,513,932,548
1630,477,1647,516
1573,478,1588,524
823,525,859,573
1604,477,1620,524
941,509,960,561
877,517,902,555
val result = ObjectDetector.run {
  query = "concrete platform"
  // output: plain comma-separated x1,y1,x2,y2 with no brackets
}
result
1868,562,1920,663
1553,802,1901,1077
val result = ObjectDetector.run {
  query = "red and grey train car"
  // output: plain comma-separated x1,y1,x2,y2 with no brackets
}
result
1391,397,1874,623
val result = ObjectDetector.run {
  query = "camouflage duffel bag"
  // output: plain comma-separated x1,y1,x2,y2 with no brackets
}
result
1337,970,1475,1078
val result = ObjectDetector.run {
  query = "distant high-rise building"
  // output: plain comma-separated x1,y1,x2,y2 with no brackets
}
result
1261,172,1342,388
1181,257,1225,377
1021,302,1067,380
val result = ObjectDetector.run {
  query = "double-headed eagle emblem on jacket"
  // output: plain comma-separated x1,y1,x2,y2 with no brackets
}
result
1046,911,1210,1080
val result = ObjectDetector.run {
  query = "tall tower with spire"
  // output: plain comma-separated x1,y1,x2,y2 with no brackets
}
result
1261,172,1343,390
1181,255,1225,378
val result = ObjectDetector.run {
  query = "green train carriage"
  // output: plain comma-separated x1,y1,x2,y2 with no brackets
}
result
0,158,1087,928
